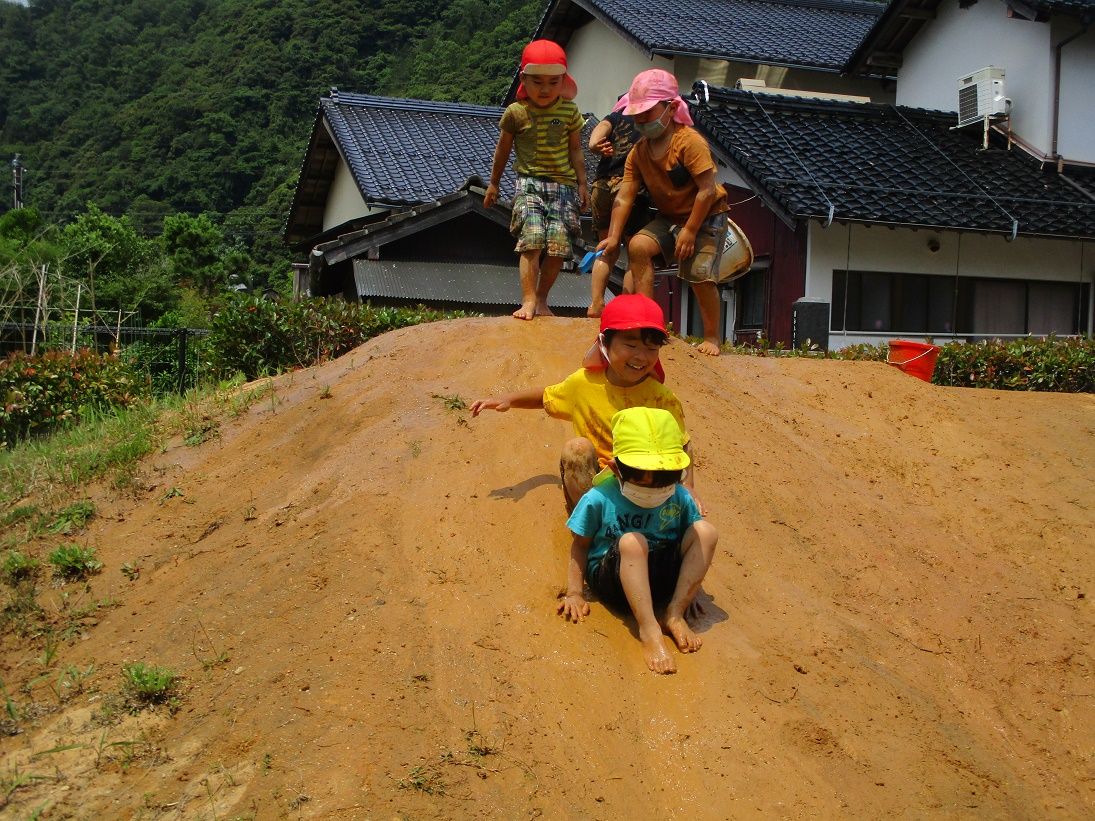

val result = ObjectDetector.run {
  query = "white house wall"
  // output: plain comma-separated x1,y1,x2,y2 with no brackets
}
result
807,221,1093,347
567,22,670,116
897,0,1055,158
1055,18,1095,163
322,156,372,232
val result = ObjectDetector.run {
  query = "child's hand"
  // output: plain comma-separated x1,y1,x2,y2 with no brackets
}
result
469,397,509,416
595,236,621,265
579,184,590,213
674,225,697,262
592,138,614,156
484,182,499,209
558,592,589,623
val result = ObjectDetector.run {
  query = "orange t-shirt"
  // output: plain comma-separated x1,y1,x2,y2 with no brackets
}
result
623,125,728,224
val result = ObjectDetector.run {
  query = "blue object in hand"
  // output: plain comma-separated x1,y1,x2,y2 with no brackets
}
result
578,249,602,274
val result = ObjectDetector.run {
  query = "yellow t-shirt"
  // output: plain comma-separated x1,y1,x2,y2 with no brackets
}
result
542,369,689,467
500,99,584,185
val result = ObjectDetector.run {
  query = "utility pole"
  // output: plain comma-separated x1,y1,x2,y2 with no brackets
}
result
11,155,24,210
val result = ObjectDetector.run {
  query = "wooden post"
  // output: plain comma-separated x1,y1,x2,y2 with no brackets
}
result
31,263,47,356
71,283,82,353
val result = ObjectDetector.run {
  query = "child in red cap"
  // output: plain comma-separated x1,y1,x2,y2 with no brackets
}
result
470,295,699,513
484,40,589,321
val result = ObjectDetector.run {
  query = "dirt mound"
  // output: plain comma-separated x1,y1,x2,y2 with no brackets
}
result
2,317,1093,818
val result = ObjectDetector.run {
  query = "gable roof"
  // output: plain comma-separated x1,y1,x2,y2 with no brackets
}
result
692,87,1095,239
531,0,887,75
285,92,513,245
847,0,1095,75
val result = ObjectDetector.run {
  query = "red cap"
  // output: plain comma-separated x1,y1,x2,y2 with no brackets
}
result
516,40,578,101
599,294,667,334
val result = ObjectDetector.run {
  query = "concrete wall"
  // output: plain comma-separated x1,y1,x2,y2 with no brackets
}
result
1055,18,1095,162
897,0,1055,157
808,221,1094,347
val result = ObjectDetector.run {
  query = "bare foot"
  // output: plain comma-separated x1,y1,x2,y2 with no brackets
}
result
663,614,702,653
535,301,555,317
512,302,536,320
695,338,721,356
639,625,677,674
586,301,604,318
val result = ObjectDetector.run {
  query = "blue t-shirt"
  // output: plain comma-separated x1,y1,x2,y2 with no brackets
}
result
566,477,703,578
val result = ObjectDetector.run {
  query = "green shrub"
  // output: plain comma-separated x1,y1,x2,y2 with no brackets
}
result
47,543,103,581
0,349,141,447
2,550,40,584
207,295,473,379
934,336,1094,392
122,662,178,705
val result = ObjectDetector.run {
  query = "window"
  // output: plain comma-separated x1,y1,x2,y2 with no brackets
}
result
832,270,1089,336
737,269,766,329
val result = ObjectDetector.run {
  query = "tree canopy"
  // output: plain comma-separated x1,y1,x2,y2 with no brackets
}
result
0,0,541,273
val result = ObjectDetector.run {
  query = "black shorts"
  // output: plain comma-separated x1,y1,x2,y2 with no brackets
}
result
586,540,684,613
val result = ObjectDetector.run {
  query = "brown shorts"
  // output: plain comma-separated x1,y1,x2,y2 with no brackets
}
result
636,212,728,283
590,176,653,236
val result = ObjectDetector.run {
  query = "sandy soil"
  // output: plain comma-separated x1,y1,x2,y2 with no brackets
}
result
1,316,1093,819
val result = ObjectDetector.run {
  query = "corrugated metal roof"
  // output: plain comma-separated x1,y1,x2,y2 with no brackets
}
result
353,260,599,310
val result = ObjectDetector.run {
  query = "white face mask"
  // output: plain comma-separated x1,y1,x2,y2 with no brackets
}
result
620,482,675,509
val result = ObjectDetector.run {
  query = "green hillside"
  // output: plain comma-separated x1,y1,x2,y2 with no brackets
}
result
0,0,541,266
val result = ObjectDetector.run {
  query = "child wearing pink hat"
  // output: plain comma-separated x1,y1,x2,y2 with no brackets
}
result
485,40,589,321
596,69,730,356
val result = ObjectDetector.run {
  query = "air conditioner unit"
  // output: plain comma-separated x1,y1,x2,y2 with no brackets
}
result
957,66,1007,127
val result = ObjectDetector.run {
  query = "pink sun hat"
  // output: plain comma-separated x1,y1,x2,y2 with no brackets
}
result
515,39,578,101
613,68,693,126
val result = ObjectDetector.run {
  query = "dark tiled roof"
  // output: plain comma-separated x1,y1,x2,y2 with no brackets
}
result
352,259,598,311
321,92,513,206
543,0,885,71
693,88,1095,238
1024,0,1095,17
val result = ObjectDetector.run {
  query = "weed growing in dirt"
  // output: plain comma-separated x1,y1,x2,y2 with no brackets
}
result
399,763,447,795
46,500,95,535
1,767,50,807
191,620,230,671
432,393,468,412
55,664,95,703
409,440,422,458
0,505,39,530
47,544,103,581
2,550,40,584
121,663,179,708
0,581,44,637
120,561,139,581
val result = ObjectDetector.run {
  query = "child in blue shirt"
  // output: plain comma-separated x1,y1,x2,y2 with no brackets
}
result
559,406,718,674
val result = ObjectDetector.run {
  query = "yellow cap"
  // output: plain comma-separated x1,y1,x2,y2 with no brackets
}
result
610,407,690,471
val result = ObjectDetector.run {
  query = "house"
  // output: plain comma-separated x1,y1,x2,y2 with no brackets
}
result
527,0,1095,347
521,0,896,116
283,91,596,315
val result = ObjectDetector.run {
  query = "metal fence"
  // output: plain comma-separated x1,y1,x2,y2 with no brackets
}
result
0,319,212,395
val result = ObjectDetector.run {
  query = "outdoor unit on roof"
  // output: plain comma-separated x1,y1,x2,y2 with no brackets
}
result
957,66,1007,128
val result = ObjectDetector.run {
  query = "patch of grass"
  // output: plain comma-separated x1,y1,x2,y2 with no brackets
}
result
431,393,468,412
0,505,39,529
2,550,40,584
398,763,446,795
47,544,103,581
121,663,179,707
46,500,95,535
1,582,45,637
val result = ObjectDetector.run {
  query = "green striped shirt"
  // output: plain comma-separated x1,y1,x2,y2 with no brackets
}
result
500,99,584,186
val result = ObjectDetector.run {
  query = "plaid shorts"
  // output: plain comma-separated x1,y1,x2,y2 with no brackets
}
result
510,176,579,258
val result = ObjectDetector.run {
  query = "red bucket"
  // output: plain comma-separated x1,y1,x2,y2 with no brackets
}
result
887,340,940,382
